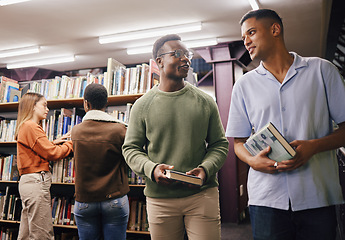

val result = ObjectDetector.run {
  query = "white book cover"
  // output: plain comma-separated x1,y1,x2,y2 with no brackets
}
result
244,122,296,162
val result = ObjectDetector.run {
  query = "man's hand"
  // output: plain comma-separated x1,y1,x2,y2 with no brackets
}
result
277,140,316,171
153,164,174,185
234,138,277,174
247,146,279,174
186,167,206,187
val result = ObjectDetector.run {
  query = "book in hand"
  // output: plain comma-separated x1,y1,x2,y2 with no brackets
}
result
244,122,296,162
165,170,203,186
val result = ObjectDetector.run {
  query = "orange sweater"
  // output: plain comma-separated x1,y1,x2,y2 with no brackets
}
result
16,120,73,176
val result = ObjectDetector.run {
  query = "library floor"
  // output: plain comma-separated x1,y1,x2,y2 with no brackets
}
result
221,219,253,240
220,220,344,240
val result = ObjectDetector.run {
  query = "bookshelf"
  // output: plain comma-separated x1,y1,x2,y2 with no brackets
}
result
0,93,150,239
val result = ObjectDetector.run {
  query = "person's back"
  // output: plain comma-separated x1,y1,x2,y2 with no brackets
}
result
72,116,129,202
71,83,130,240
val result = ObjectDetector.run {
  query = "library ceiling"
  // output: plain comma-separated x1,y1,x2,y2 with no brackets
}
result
0,0,339,72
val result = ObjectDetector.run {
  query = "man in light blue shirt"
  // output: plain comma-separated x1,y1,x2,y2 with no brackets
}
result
226,9,345,240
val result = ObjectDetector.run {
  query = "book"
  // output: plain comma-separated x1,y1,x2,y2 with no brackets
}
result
3,81,19,103
128,198,138,231
165,170,203,186
1,186,10,220
0,77,18,103
9,89,21,102
114,67,126,95
243,122,296,162
148,59,160,89
106,58,125,94
139,63,149,93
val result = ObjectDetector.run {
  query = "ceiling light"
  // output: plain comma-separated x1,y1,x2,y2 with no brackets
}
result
7,55,75,69
99,22,202,44
0,0,31,6
127,46,152,55
248,0,259,10
127,38,218,55
0,46,39,58
185,38,218,48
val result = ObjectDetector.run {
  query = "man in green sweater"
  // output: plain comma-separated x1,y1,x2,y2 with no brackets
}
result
122,34,229,240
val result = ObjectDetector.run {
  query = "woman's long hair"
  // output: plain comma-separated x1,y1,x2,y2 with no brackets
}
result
15,92,44,140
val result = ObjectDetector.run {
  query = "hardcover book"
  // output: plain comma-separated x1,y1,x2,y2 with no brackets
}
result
165,170,203,186
244,122,296,162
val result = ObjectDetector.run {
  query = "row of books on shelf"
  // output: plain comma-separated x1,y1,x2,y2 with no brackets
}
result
0,155,18,182
128,169,145,185
0,103,133,143
51,157,145,185
0,120,16,143
44,107,82,141
0,190,76,227
104,58,159,97
0,109,79,143
0,58,160,104
52,196,75,226
51,157,74,184
0,188,149,232
127,198,149,232
0,228,18,240
0,186,21,221
0,154,145,186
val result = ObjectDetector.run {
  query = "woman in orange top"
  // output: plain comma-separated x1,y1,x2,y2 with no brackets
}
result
15,92,73,240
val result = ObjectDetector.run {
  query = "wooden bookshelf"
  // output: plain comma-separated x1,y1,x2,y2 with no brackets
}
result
0,92,149,238
0,94,143,112
0,142,16,155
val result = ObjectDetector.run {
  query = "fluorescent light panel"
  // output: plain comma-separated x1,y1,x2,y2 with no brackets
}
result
127,38,218,55
0,46,39,58
7,55,75,69
248,0,259,10
99,22,202,44
185,38,218,48
0,0,31,6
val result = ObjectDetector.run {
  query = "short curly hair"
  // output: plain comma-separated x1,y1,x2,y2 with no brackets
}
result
84,83,108,110
152,34,181,62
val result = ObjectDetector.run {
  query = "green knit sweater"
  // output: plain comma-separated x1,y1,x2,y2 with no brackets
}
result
122,82,229,198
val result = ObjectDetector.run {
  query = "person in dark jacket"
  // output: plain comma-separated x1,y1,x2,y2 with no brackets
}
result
71,83,130,240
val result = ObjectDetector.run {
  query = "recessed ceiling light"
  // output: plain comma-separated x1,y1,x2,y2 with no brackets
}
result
99,22,202,44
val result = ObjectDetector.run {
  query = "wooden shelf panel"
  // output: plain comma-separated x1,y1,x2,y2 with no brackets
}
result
0,181,145,188
53,224,77,229
127,230,150,235
0,219,20,224
0,94,143,112
0,142,17,155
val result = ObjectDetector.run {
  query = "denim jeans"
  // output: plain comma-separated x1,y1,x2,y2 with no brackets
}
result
74,195,129,240
249,205,337,240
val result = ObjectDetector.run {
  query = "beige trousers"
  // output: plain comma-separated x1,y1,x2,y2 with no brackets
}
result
18,172,54,240
146,187,221,240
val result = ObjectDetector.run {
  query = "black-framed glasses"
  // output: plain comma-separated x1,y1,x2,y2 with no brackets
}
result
158,49,193,60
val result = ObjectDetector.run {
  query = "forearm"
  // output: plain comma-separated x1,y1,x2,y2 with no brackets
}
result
122,143,156,179
310,122,345,154
234,137,253,166
33,137,73,161
200,137,229,180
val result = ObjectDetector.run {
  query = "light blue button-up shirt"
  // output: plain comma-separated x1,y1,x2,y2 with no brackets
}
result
226,52,345,211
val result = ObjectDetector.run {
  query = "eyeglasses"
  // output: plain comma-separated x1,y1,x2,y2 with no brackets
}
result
158,49,193,60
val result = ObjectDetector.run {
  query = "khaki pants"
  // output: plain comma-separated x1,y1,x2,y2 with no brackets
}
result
147,187,221,240
18,172,54,240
